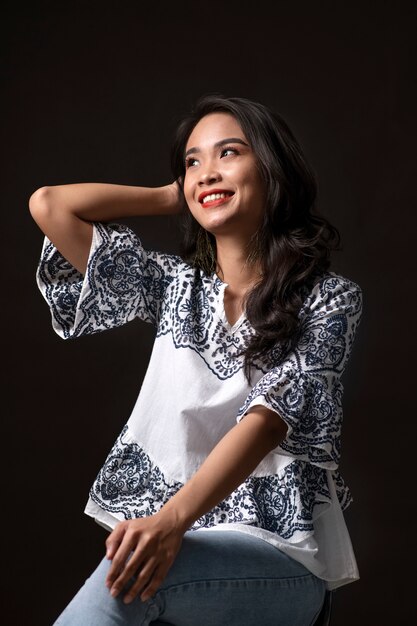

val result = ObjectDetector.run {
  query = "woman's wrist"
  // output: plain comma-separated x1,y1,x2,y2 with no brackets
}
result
160,181,183,215
158,497,194,533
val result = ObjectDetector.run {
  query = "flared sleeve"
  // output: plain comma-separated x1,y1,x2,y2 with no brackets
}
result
237,275,362,469
36,222,182,339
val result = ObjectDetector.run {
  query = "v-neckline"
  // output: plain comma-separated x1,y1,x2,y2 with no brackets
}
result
214,277,246,334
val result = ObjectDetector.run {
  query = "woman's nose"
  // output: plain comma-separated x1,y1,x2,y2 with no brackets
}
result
198,167,221,186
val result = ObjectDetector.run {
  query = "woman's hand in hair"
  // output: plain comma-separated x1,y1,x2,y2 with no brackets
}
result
166,179,184,212
104,507,186,604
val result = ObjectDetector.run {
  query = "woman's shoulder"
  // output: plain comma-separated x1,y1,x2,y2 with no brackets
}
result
299,271,363,319
312,271,362,297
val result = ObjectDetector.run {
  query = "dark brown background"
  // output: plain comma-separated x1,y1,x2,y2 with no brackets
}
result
2,1,416,624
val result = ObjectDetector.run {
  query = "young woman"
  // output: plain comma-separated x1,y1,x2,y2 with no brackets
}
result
29,94,362,626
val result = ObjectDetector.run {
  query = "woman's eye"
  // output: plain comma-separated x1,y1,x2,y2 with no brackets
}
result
185,157,199,168
220,147,238,158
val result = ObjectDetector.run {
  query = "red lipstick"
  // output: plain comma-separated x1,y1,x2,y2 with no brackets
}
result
198,189,234,205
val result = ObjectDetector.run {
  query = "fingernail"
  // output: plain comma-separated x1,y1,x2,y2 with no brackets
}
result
110,587,118,598
124,595,133,604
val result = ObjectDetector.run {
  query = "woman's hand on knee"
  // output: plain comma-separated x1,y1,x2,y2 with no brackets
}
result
104,509,185,604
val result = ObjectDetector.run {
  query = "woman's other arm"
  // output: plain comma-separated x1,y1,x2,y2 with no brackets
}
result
162,406,287,529
29,182,181,274
105,406,287,603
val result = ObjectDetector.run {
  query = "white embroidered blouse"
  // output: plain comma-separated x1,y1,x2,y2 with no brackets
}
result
36,222,363,591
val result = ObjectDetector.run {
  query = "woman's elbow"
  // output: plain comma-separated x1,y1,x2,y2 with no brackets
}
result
29,186,53,221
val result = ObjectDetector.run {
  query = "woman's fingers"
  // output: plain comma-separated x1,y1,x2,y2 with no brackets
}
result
122,556,158,604
109,543,148,597
106,530,139,592
140,562,171,602
123,559,172,604
105,522,126,560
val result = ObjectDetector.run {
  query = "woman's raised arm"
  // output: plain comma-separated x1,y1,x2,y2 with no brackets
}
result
29,182,181,274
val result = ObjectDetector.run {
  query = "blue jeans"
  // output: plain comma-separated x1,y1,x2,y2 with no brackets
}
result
53,530,326,626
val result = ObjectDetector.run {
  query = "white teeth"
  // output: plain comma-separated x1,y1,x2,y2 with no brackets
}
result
203,192,229,203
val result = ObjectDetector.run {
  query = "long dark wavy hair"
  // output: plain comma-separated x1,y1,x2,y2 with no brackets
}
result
170,94,340,379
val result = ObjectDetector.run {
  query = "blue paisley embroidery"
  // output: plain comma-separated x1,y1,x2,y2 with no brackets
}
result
37,245,83,335
238,370,344,467
157,271,254,380
89,426,345,540
37,223,180,337
96,252,143,295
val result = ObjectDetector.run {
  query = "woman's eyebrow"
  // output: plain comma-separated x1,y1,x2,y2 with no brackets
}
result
185,137,249,158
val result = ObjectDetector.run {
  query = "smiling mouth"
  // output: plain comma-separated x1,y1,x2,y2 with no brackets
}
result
200,192,234,208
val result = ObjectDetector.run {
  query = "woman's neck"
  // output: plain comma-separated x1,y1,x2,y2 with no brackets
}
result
215,235,262,296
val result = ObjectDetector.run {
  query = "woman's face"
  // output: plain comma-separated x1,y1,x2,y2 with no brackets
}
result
183,112,266,240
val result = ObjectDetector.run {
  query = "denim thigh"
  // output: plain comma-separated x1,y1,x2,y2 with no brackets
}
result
53,530,326,626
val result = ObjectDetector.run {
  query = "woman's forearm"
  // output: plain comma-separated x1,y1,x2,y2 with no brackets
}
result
29,182,181,274
162,406,288,531
30,182,180,222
